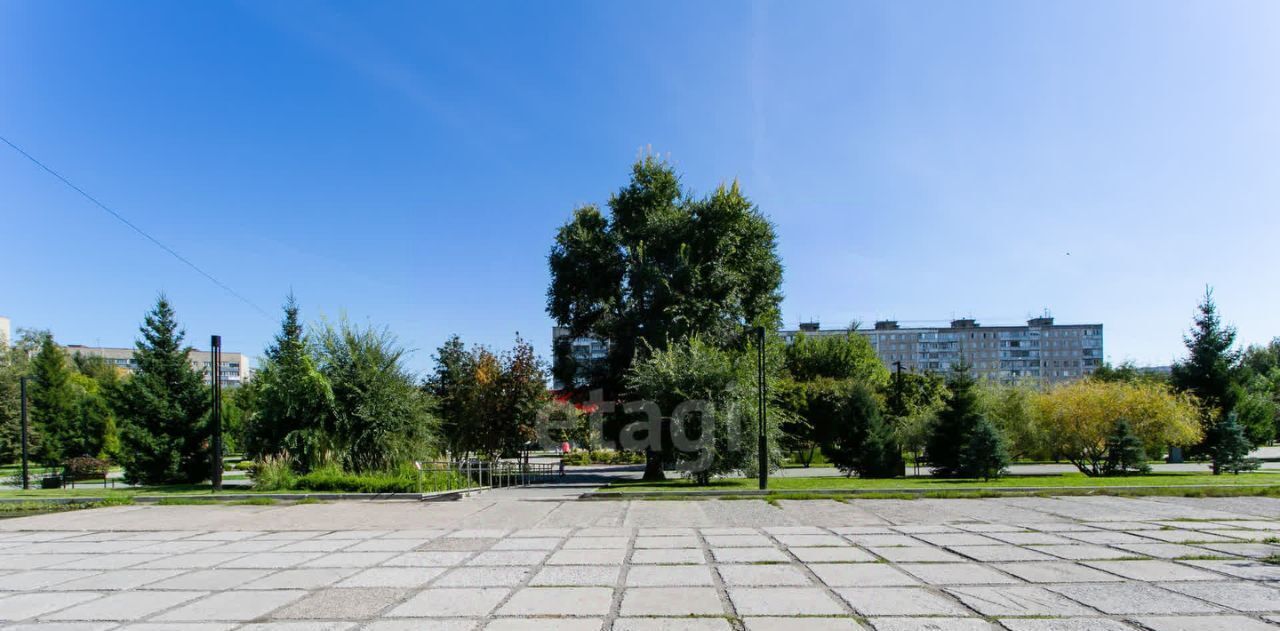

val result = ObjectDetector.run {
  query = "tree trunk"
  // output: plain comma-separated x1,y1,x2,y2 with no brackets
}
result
642,450,665,481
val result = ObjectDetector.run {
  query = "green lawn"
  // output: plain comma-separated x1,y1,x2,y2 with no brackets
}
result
609,470,1280,493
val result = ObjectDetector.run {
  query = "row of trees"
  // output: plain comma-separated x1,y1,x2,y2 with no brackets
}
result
0,332,121,469
2,290,562,486
544,156,1278,484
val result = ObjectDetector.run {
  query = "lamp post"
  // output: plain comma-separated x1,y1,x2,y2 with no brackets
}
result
20,376,30,490
756,326,767,490
210,335,223,492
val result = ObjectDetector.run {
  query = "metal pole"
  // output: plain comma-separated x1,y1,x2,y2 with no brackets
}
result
210,335,223,491
20,376,30,490
756,326,768,490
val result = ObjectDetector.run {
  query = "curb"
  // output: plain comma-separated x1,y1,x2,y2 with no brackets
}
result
583,483,1280,500
0,487,487,506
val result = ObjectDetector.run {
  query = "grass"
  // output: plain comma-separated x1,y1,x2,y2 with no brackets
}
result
608,470,1280,493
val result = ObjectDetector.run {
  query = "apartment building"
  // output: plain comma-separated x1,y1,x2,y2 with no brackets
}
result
62,345,253,387
781,315,1103,383
551,326,609,390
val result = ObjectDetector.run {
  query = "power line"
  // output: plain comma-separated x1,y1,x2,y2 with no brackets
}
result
1,134,271,319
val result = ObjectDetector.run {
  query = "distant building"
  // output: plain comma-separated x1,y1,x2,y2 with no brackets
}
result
551,326,609,390
781,315,1103,383
0,316,9,346
62,345,253,387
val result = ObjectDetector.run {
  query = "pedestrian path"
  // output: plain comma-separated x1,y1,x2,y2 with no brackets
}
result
2,516,1280,630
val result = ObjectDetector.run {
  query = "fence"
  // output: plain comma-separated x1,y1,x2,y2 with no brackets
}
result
414,460,559,493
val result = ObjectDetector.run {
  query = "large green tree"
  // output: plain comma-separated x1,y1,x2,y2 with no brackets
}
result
429,335,550,461
316,319,437,472
28,335,79,465
626,337,783,485
1171,288,1244,458
0,330,45,465
112,296,210,485
547,156,784,479
242,297,335,470
924,361,984,477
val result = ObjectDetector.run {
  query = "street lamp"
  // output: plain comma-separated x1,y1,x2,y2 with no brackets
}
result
756,326,767,490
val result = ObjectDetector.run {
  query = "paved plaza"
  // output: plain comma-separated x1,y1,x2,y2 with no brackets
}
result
5,494,1280,629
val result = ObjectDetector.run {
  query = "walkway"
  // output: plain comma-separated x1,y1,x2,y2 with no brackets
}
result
3,495,1280,629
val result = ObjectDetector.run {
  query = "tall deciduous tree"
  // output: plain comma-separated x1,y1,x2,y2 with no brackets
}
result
112,296,210,485
626,338,783,485
242,296,335,470
547,156,784,480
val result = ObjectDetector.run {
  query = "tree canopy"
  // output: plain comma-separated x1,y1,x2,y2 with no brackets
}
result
547,156,784,479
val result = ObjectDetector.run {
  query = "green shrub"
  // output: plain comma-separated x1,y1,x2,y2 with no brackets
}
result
249,454,297,491
234,460,256,472
562,450,645,466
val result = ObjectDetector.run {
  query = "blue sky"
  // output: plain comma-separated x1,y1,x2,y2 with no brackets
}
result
2,1,1278,374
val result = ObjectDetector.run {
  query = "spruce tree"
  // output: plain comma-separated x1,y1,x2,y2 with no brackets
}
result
1102,418,1150,475
822,382,878,476
29,335,79,466
925,361,983,477
242,295,333,469
957,416,1008,480
1171,288,1240,456
112,296,209,485
1207,412,1258,475
857,412,904,478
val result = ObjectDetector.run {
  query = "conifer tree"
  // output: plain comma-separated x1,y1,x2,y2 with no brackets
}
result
28,335,78,466
1102,418,1150,475
957,416,1008,480
857,412,904,479
1171,288,1240,456
112,296,209,484
822,382,877,476
242,295,334,469
925,361,983,477
1207,412,1258,475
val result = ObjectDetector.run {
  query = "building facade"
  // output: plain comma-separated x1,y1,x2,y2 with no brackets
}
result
551,326,610,390
781,316,1103,383
62,345,253,387
0,316,10,346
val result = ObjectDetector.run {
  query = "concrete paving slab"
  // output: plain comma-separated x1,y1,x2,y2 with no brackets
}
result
810,563,919,587
43,590,205,621
531,565,620,586
742,618,868,631
626,565,714,586
1130,615,1277,630
944,585,1095,616
835,587,970,616
1047,583,1223,614
153,590,307,621
273,587,408,618
717,564,812,586
727,587,845,616
620,587,723,616
387,587,509,617
897,563,1020,585
498,586,614,616
434,566,531,587
865,618,997,630
0,591,103,621
1160,580,1280,611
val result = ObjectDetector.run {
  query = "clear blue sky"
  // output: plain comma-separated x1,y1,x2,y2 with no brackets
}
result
3,1,1278,374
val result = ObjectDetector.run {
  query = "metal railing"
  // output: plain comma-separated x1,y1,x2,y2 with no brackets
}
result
413,459,559,493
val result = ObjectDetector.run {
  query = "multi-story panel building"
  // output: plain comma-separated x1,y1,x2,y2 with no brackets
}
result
62,345,253,387
551,326,609,390
780,316,1102,383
